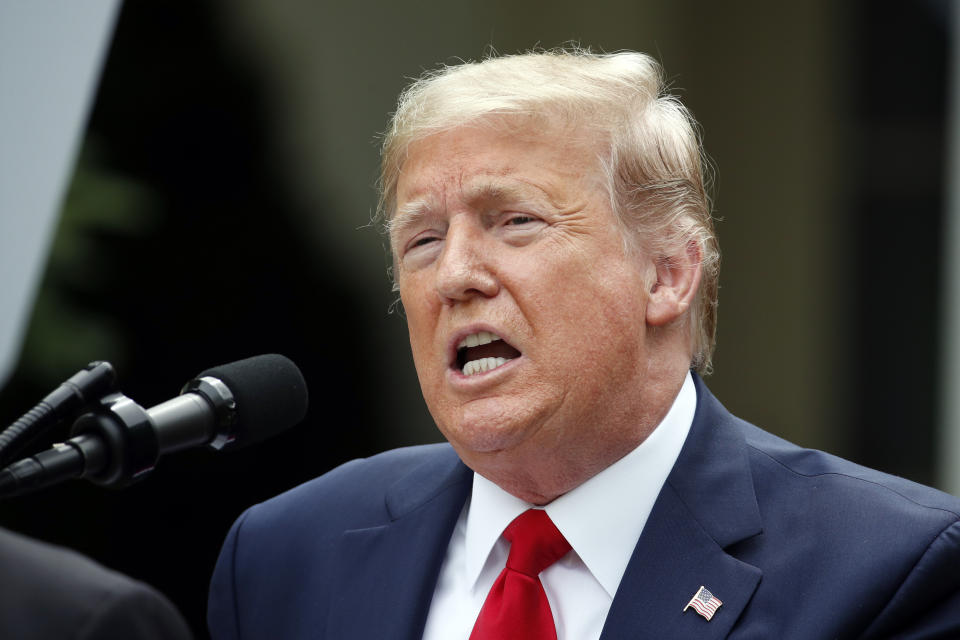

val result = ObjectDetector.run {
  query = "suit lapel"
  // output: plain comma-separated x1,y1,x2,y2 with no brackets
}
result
601,376,764,639
325,448,472,640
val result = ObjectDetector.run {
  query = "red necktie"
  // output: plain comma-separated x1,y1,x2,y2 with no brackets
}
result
470,509,572,640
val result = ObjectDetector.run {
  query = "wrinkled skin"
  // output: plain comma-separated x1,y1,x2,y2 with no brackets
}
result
391,122,699,504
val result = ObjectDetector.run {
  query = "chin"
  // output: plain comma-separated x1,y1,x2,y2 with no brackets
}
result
443,421,525,455
442,402,552,457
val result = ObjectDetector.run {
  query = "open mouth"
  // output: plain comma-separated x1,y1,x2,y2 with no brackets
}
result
455,331,522,376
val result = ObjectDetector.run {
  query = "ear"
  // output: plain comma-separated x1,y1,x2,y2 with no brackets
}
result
646,239,703,327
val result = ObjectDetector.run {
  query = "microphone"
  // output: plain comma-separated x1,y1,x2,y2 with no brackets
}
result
0,354,308,498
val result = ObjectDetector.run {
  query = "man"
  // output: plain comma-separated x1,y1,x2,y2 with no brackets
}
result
207,49,960,639
0,526,192,639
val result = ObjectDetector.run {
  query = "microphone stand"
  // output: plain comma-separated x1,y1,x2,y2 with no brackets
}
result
0,361,117,468
0,392,158,499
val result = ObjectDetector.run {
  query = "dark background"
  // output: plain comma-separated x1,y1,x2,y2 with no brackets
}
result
0,1,954,636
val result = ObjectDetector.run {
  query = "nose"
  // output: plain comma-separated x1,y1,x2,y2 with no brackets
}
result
435,221,499,303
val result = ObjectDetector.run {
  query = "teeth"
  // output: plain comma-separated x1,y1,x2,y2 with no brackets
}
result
456,332,510,376
462,357,508,376
458,331,500,350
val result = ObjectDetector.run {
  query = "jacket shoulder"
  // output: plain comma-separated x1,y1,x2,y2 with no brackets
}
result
0,528,191,640
739,419,960,517
240,442,462,536
731,418,960,637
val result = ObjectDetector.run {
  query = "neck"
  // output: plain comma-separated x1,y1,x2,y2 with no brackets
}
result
468,361,691,505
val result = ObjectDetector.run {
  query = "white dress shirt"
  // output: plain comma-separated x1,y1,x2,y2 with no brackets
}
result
421,373,697,640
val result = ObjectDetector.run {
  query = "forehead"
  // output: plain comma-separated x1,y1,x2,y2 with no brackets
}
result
393,122,602,218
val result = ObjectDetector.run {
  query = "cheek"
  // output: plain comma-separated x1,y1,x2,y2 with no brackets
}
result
537,254,643,319
540,264,647,366
399,284,438,368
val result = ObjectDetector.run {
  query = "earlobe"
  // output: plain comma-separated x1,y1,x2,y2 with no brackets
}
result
645,240,703,326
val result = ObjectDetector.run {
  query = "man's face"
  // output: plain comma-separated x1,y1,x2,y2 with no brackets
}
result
392,122,660,498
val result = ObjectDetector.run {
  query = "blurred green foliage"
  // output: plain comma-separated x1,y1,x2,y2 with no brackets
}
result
19,140,159,383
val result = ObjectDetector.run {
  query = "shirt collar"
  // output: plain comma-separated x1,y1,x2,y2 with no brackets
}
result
463,372,697,597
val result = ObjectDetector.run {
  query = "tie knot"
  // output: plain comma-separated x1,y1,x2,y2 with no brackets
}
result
503,509,571,577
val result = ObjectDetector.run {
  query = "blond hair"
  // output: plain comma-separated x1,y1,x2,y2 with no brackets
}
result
379,48,719,373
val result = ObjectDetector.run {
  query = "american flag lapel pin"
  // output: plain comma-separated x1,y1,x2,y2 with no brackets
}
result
684,585,723,621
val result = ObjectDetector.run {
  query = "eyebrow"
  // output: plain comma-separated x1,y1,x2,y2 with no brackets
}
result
387,197,437,245
388,176,553,243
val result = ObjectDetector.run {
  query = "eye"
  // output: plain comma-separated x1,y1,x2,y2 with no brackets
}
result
505,214,539,226
411,236,439,247
497,212,545,246
402,231,443,260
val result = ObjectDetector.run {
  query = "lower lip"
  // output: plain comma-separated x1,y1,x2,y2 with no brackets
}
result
448,355,522,386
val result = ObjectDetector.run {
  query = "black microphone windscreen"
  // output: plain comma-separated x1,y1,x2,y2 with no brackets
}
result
198,354,308,447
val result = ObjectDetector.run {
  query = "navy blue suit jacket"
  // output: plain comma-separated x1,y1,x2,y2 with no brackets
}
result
208,377,960,639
